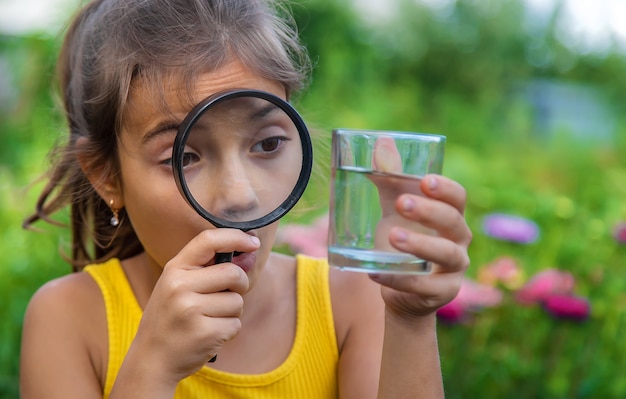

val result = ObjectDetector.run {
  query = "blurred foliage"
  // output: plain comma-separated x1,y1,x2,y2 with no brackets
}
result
2,0,626,397
0,33,67,398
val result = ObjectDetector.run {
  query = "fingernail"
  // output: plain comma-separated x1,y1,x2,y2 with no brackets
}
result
250,236,260,246
402,197,416,212
394,228,409,243
428,176,438,191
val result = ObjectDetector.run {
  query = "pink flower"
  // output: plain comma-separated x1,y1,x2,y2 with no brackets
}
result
614,222,626,244
482,213,539,244
515,269,575,305
276,215,329,258
478,257,525,289
437,278,503,323
543,294,591,321
457,279,504,308
437,300,466,323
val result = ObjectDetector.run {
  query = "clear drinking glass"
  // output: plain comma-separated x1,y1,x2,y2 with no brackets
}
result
328,129,446,274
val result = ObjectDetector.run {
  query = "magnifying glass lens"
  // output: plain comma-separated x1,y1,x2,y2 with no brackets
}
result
174,90,311,232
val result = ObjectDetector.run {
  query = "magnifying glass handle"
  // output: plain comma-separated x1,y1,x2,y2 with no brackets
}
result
215,252,233,263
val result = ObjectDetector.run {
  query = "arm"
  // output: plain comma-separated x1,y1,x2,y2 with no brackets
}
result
335,134,469,398
19,269,185,399
378,313,442,398
20,273,107,399
354,138,469,397
336,138,469,397
372,174,471,398
332,256,456,399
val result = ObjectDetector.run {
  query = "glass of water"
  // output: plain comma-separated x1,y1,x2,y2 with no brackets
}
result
328,129,446,274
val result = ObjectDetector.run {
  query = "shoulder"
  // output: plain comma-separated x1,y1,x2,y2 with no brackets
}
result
25,270,104,325
33,267,97,294
21,270,107,396
23,270,107,354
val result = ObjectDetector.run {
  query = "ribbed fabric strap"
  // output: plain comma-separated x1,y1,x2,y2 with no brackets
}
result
84,259,142,398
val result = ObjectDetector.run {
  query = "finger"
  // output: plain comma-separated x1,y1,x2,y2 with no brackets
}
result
156,263,249,312
370,137,411,217
388,227,470,273
395,194,472,246
193,290,245,318
419,175,467,215
192,263,249,295
160,256,249,300
372,136,403,173
169,229,261,270
199,316,243,352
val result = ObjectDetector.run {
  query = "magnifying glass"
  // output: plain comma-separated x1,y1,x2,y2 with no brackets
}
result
172,89,313,264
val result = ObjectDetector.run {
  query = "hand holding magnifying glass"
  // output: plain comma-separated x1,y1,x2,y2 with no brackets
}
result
172,89,313,361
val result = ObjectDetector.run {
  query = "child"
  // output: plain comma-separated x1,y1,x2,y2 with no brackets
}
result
20,0,472,398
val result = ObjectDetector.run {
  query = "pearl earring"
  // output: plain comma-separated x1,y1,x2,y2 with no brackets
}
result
109,199,120,227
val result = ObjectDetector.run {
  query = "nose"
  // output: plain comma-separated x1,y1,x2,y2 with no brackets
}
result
209,159,261,222
218,182,258,222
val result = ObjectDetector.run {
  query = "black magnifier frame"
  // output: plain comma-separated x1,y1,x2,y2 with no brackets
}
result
172,89,313,232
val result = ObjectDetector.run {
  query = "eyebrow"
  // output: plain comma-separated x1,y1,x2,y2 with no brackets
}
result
247,103,280,121
141,120,180,145
140,101,283,145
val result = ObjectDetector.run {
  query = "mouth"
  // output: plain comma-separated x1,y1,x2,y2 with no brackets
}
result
232,250,257,274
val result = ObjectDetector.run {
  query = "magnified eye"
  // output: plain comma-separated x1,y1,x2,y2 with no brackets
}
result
252,136,289,155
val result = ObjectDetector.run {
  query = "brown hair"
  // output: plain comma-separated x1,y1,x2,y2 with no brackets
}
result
24,0,311,271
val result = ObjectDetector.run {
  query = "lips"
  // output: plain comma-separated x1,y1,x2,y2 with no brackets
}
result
232,250,257,274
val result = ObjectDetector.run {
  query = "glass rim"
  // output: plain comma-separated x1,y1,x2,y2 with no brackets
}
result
332,128,446,142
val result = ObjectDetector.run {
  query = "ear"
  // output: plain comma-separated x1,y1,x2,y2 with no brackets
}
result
76,136,124,209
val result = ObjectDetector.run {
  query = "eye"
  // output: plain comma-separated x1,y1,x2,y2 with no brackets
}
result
180,152,200,167
251,136,289,155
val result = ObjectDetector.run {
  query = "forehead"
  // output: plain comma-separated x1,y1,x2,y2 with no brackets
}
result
121,61,287,138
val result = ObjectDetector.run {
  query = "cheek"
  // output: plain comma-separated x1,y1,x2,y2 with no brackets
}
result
117,150,283,267
121,166,202,265
254,222,279,267
259,223,279,249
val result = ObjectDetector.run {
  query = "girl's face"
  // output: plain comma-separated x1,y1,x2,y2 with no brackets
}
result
115,61,288,282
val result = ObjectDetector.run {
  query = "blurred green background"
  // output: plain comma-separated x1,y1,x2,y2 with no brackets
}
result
2,0,626,397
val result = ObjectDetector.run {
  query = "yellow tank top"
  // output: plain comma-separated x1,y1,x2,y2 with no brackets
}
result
84,255,338,398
